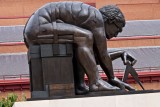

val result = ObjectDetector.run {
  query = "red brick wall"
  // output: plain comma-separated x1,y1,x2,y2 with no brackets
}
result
96,0,160,20
108,38,160,48
0,0,160,25
0,0,95,25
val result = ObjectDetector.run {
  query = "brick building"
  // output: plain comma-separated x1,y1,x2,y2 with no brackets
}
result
0,0,160,99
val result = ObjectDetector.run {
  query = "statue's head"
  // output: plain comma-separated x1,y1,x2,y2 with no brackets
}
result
99,5,125,39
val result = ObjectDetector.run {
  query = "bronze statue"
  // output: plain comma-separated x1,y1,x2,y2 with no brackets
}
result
24,1,136,94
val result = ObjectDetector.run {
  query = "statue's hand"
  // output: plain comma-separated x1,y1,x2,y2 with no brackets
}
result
109,77,135,91
122,52,137,66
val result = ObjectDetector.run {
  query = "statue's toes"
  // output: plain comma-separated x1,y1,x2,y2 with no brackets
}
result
98,84,120,91
76,88,89,95
76,84,89,95
125,85,136,91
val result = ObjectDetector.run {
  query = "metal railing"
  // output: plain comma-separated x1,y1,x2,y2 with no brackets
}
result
0,67,160,91
0,74,29,80
0,67,160,81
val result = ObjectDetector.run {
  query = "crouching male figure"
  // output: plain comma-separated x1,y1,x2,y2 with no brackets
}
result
24,1,135,94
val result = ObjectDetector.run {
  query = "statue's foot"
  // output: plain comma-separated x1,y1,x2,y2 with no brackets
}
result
90,79,120,92
75,83,89,95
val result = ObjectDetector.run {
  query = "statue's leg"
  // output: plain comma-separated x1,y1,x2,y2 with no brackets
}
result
55,23,119,91
73,58,89,94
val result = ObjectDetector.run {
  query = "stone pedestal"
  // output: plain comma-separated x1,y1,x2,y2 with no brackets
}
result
13,92,160,107
28,44,75,98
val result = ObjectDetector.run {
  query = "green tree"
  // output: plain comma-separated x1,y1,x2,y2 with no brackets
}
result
0,93,18,107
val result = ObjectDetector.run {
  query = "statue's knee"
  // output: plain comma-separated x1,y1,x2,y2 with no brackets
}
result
86,31,93,40
85,31,93,45
74,30,93,47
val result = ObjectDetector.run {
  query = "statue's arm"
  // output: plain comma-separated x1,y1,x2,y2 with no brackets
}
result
93,27,115,80
92,27,136,90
